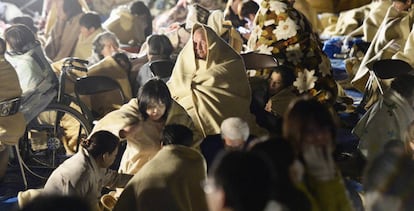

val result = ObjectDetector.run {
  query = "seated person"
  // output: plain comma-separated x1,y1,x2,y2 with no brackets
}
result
91,79,201,196
353,73,414,161
44,0,85,62
72,12,105,60
0,37,26,181
18,130,133,210
103,1,152,47
322,0,391,41
265,66,298,119
4,24,58,123
352,0,414,94
168,23,266,138
135,34,174,93
113,124,208,211
200,117,255,169
90,31,143,91
247,0,338,107
249,66,297,136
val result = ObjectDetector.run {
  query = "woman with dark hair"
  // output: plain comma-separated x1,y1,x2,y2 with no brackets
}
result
91,78,201,193
44,0,85,61
18,130,132,210
283,96,353,211
265,65,298,118
4,24,58,123
103,0,153,47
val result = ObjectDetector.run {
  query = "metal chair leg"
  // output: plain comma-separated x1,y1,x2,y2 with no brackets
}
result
13,145,28,190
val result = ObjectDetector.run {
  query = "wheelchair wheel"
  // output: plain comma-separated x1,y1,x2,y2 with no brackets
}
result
18,103,92,179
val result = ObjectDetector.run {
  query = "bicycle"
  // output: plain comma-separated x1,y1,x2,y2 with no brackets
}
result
14,58,93,188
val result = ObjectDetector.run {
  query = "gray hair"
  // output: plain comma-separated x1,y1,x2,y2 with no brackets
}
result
92,31,120,58
220,117,250,141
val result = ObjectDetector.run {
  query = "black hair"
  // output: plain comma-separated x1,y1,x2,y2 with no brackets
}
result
0,37,6,55
63,0,83,20
147,34,173,58
81,130,119,158
269,65,296,88
162,124,193,147
137,78,172,120
112,52,132,72
4,24,38,54
209,151,274,211
391,74,414,100
11,15,38,33
129,1,152,37
79,12,102,30
239,0,259,19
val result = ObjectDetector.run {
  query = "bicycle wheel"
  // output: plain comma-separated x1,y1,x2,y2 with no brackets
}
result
19,103,92,178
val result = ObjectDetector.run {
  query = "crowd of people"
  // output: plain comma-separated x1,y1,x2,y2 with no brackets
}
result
2,0,414,210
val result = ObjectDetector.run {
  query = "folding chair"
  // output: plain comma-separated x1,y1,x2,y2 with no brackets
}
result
240,52,279,70
149,60,175,81
74,76,127,126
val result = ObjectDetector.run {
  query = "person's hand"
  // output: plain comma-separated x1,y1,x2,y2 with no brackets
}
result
265,99,272,112
302,144,336,181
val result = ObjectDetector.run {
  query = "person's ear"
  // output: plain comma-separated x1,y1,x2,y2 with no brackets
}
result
102,152,110,163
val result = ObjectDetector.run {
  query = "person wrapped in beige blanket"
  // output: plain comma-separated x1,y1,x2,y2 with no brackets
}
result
168,23,266,137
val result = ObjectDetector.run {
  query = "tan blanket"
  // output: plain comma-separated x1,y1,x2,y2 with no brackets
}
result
44,13,84,61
